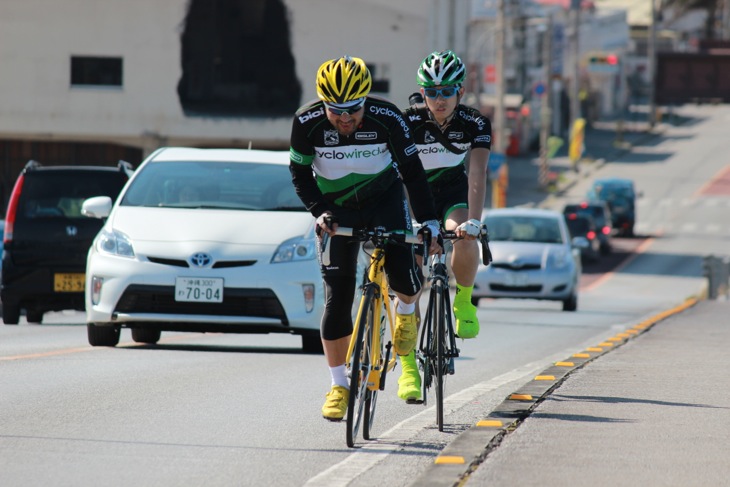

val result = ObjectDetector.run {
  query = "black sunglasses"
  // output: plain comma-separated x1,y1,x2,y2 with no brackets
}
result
324,102,365,116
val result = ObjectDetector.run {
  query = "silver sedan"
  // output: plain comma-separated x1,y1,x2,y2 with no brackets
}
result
473,207,584,311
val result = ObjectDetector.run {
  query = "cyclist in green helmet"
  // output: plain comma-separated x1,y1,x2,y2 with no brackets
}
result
398,50,492,403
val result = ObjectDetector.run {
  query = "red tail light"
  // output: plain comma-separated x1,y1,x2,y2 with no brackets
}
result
4,173,25,244
602,226,611,235
587,231,596,240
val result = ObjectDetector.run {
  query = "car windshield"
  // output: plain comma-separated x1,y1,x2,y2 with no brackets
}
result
597,185,633,200
565,204,606,226
566,216,591,236
121,160,306,211
485,215,564,244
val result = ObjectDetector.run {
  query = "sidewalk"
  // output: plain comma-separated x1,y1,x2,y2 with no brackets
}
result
464,297,730,486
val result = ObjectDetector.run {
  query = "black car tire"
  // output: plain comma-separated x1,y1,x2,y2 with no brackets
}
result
562,293,578,312
131,327,161,344
26,309,44,324
87,323,121,347
3,304,20,325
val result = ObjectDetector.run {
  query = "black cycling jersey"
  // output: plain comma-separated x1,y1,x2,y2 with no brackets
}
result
289,96,437,224
404,103,492,192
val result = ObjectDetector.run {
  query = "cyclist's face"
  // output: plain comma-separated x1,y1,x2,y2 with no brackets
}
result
326,107,364,136
422,85,462,124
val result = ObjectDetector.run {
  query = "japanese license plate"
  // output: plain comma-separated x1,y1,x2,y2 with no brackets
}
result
54,273,85,292
504,271,528,287
175,277,224,303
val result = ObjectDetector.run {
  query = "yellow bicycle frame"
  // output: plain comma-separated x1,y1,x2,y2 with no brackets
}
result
346,247,397,391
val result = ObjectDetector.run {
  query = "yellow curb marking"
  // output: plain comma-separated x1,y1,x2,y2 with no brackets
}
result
608,337,623,342
625,330,639,335
617,333,632,338
534,375,555,381
435,456,465,464
573,353,590,358
598,342,614,347
586,347,603,352
477,420,504,427
509,394,533,401
555,361,574,367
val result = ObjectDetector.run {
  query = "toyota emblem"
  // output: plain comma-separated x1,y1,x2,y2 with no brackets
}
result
189,252,212,267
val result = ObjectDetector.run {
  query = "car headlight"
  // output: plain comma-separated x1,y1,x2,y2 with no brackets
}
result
97,228,135,258
271,235,317,263
548,248,570,269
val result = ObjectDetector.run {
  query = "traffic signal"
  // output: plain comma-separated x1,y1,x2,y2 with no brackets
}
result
587,53,620,73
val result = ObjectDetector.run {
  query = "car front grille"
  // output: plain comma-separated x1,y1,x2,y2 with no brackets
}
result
114,284,287,322
490,284,543,292
146,257,257,268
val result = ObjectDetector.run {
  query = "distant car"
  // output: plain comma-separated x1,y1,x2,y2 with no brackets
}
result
473,207,583,312
1,161,133,324
587,178,638,236
81,147,326,352
564,212,601,263
563,200,612,254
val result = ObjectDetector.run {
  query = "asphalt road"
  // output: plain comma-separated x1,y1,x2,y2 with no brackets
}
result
1,104,727,486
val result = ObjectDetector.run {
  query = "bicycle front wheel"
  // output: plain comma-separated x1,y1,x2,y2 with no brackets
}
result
346,287,376,448
433,282,447,432
363,299,382,440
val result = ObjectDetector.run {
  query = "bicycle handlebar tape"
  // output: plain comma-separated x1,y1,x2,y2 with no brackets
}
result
320,233,331,267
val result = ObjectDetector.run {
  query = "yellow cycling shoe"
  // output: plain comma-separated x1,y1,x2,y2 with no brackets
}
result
393,312,418,356
322,385,349,421
453,301,479,339
398,352,422,403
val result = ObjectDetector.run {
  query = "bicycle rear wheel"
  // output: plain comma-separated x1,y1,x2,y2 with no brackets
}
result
346,287,376,448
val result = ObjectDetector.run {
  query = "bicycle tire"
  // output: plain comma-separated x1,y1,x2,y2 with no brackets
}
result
363,298,383,440
346,286,375,448
433,280,447,431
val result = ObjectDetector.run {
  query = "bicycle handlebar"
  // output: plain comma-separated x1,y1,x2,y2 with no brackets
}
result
435,227,493,266
320,226,422,266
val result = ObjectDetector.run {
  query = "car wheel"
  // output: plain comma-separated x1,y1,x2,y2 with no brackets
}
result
562,293,578,312
131,327,161,344
2,304,20,325
471,297,480,307
26,309,44,324
301,332,324,354
87,323,121,347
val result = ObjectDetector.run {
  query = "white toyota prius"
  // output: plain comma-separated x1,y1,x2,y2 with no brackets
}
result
82,147,324,352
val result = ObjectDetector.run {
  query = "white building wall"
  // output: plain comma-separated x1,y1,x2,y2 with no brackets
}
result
0,0,465,152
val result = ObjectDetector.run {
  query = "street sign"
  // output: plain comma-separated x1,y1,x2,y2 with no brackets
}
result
488,152,506,174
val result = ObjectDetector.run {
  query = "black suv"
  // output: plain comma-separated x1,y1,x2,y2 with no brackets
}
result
1,160,133,324
563,201,613,254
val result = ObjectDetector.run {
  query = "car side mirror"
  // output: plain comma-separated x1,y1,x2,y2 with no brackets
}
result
571,236,589,249
81,196,113,219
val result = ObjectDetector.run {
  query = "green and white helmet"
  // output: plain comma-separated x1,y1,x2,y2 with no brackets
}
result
417,50,466,87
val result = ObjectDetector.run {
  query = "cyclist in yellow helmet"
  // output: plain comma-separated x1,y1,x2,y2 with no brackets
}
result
290,56,441,421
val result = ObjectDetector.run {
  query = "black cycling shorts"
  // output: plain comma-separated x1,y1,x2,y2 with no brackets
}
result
316,181,424,341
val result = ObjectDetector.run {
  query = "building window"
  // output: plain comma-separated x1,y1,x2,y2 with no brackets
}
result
177,0,301,117
71,56,123,87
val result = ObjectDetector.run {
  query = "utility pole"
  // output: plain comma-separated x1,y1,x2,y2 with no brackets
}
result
648,0,657,129
569,0,581,127
539,15,553,188
492,0,508,208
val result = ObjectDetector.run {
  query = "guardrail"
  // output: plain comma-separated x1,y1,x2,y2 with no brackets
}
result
703,255,730,300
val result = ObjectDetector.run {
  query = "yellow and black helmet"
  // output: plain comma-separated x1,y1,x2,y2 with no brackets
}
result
316,56,372,103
